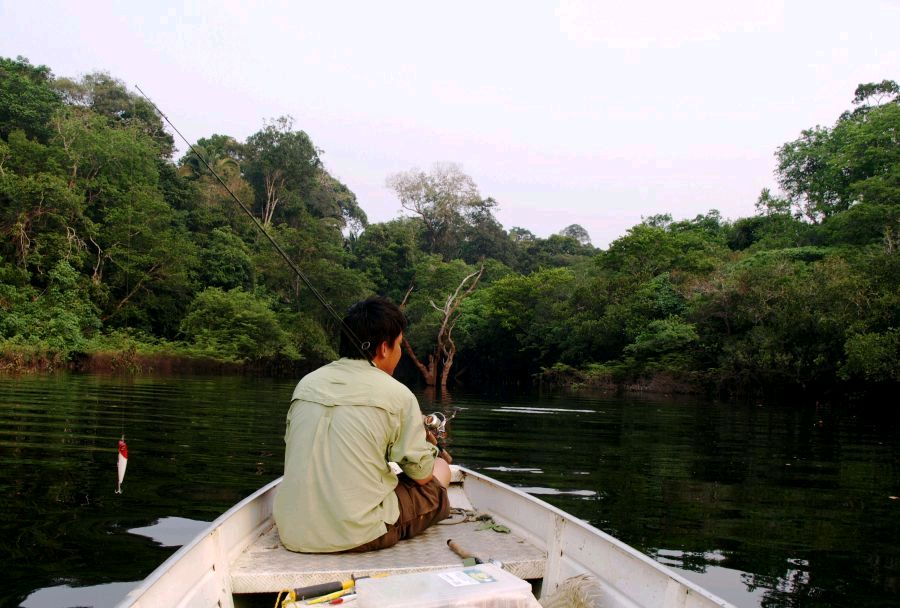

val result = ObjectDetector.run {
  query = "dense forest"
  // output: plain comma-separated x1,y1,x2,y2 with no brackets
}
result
1,56,898,399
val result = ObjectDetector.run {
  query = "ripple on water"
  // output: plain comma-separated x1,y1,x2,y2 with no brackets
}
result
491,406,598,414
484,466,543,473
516,486,598,497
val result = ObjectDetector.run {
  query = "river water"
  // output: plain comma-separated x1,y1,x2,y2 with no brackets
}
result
2,373,899,608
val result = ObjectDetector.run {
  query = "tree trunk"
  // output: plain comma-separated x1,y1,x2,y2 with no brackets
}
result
440,342,455,387
402,340,437,385
262,171,285,227
402,264,484,387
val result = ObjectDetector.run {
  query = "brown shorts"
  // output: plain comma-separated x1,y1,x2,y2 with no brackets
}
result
346,474,450,553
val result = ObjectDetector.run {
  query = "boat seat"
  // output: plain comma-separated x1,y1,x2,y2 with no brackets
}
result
230,506,547,594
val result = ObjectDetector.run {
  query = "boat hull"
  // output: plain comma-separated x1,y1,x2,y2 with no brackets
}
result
116,467,735,608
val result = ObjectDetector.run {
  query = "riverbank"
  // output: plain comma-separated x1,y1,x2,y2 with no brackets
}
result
0,344,319,378
3,343,894,402
2,346,704,399
535,361,899,404
537,362,706,395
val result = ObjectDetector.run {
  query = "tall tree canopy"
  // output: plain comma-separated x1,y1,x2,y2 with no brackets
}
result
243,116,321,227
776,80,900,225
387,163,500,260
54,72,175,158
558,223,592,246
0,56,61,142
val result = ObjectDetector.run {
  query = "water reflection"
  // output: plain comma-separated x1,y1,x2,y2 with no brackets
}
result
21,582,137,608
127,516,210,548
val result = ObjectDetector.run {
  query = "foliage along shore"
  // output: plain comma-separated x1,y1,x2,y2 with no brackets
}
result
1,56,898,401
0,338,320,378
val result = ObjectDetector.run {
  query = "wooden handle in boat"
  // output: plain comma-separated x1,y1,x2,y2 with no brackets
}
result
447,539,480,562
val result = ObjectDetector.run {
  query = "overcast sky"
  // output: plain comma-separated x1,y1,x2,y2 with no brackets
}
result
3,1,897,247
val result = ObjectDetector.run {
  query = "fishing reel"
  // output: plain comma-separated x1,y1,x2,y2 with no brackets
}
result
424,410,458,464
424,412,449,439
423,409,458,440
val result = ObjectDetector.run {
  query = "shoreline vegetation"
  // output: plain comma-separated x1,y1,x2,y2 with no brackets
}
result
0,346,707,398
0,332,318,377
1,57,898,402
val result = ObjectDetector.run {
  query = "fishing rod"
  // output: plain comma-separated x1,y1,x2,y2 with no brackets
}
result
134,86,374,365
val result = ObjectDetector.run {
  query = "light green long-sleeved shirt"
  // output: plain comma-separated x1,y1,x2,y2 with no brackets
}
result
273,358,438,553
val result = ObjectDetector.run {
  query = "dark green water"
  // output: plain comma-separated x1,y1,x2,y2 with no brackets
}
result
2,373,899,608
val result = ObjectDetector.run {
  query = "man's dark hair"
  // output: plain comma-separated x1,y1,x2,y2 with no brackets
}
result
339,296,408,359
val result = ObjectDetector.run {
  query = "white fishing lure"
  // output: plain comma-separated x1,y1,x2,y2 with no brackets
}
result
116,437,128,494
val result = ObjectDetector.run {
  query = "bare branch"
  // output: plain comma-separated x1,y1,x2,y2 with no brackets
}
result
101,263,160,321
399,283,415,308
408,263,485,387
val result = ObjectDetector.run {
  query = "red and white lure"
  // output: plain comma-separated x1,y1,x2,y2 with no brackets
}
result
116,437,128,494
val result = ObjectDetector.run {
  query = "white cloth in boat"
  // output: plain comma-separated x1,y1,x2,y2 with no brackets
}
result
274,358,438,553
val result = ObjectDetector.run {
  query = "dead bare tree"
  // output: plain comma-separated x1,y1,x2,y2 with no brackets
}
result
401,264,485,388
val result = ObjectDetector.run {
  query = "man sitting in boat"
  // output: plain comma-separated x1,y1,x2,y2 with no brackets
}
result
274,296,452,553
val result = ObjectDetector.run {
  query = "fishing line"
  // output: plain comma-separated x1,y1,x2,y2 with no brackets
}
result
134,86,373,365
113,94,140,495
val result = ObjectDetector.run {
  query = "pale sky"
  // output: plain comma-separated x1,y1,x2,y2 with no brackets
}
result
2,1,897,247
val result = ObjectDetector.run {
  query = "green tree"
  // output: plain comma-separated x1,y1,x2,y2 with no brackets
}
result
180,287,294,361
244,116,321,227
253,219,371,331
728,190,812,251
509,227,537,243
178,134,245,169
600,214,727,280
351,218,425,301
305,169,368,235
776,80,900,223
458,267,577,377
0,132,89,276
387,163,499,260
558,223,592,246
177,140,242,180
175,134,256,235
622,317,699,370
46,106,197,335
458,198,517,266
844,80,900,118
0,56,61,142
0,259,99,354
401,256,484,386
514,233,595,273
197,227,254,290
53,72,175,158
685,247,876,392
841,329,900,382
777,126,853,222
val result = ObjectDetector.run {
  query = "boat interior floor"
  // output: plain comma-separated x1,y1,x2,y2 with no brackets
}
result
231,505,547,595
